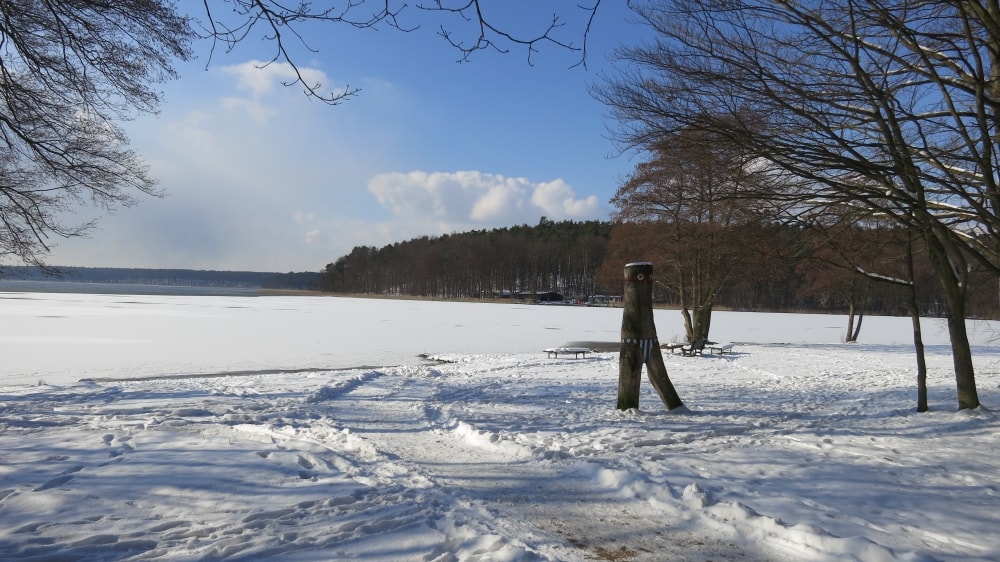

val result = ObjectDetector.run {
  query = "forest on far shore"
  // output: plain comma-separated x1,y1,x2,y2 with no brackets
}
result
319,218,1000,320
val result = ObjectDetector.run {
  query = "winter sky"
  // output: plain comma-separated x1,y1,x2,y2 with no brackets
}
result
46,2,644,273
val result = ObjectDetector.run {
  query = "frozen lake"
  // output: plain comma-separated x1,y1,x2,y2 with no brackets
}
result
2,290,993,386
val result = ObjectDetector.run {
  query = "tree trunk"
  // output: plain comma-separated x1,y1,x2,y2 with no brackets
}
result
619,262,684,411
850,312,863,342
845,277,867,343
945,306,979,410
924,230,980,410
911,309,928,412
681,289,714,341
906,230,929,412
681,306,695,341
694,302,713,341
679,265,696,341
845,302,857,343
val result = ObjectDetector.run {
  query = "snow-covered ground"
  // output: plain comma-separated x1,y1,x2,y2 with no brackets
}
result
1,291,998,561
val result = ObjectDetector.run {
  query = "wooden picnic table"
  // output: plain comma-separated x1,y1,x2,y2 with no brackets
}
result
662,341,735,355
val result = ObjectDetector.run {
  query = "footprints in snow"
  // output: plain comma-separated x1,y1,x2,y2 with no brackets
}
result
32,470,81,492
24,432,135,495
103,433,133,460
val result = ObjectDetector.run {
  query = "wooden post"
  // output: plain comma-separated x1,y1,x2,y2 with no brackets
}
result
618,262,685,411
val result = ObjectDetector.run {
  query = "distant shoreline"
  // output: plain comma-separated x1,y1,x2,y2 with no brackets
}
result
0,279,259,297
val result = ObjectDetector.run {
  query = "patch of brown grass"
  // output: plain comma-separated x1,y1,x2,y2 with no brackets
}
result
591,545,639,561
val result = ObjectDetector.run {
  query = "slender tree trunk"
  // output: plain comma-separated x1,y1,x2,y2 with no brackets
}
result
681,308,695,341
909,296,929,413
906,228,929,412
845,302,857,343
845,277,867,342
678,265,697,341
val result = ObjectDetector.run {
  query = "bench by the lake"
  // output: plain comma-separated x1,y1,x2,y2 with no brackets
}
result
661,342,687,354
544,347,592,359
706,342,734,354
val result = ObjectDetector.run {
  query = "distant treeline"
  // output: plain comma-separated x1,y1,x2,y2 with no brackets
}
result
320,219,1000,319
2,266,321,291
321,219,612,299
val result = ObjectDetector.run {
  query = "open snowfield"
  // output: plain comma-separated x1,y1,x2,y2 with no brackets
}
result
1,290,999,561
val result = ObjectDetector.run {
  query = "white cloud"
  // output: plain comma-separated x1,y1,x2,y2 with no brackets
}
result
294,212,316,224
217,60,336,122
221,60,329,97
470,182,525,221
367,170,603,229
531,179,601,217
219,97,278,123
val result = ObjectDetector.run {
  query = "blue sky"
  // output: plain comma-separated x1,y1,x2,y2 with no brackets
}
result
47,2,645,272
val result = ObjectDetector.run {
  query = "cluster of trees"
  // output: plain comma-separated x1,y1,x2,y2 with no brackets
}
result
597,0,1000,410
320,219,611,299
602,220,1000,319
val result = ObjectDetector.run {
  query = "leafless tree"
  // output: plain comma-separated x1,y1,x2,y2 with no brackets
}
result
0,1,193,267
0,1,606,268
597,0,998,410
611,129,772,341
794,209,933,410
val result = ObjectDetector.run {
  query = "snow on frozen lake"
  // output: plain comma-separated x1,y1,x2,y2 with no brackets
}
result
1,291,999,561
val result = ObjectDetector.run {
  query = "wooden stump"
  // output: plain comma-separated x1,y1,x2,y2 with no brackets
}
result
618,262,684,411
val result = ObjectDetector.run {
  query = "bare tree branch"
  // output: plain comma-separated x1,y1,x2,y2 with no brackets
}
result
419,0,604,68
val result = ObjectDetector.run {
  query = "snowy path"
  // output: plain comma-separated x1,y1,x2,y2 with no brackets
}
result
331,361,759,561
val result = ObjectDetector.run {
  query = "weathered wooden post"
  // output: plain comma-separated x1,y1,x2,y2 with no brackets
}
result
618,262,684,411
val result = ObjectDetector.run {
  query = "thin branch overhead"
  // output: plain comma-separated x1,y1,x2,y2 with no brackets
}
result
421,0,604,68
197,0,608,103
